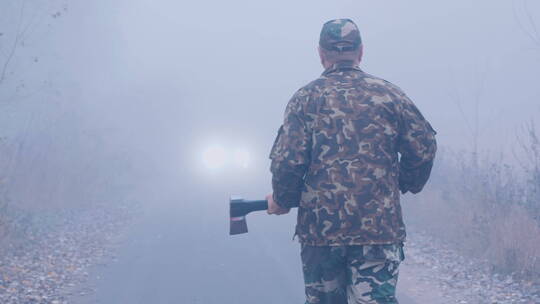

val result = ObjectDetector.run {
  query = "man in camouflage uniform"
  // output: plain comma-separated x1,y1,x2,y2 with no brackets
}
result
266,19,437,304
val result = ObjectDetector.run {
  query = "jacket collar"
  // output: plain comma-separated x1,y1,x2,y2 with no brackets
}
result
322,60,362,76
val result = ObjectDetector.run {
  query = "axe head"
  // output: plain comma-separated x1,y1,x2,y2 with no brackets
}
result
229,196,248,235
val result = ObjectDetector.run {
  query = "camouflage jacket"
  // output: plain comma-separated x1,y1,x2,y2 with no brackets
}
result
270,61,437,246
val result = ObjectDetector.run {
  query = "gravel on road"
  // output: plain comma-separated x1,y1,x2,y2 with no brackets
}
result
402,230,540,304
0,204,135,304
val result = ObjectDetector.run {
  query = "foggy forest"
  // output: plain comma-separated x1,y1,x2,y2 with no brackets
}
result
0,0,539,303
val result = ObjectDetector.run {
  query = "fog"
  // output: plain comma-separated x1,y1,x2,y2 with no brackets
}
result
1,0,539,303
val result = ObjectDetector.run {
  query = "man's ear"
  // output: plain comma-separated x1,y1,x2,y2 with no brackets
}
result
318,46,332,69
357,44,364,63
318,46,326,66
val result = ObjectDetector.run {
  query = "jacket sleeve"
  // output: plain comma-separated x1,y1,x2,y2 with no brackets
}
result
397,95,437,194
269,89,312,208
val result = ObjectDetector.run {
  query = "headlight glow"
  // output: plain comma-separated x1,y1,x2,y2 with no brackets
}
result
202,145,227,170
233,148,251,169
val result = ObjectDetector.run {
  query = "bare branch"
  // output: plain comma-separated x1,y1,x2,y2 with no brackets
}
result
524,0,540,44
513,0,540,47
0,0,27,85
448,89,475,143
448,71,476,144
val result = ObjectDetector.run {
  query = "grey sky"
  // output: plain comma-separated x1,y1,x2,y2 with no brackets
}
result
2,0,539,196
55,0,538,152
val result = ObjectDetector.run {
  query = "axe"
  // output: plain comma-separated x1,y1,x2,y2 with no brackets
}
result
229,196,268,235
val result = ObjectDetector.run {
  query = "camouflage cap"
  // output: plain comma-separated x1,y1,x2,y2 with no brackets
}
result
319,19,362,52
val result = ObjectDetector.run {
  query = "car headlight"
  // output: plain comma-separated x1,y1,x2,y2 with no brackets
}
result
201,145,251,170
202,145,227,170
233,148,250,169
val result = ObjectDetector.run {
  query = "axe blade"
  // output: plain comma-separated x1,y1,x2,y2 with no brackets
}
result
229,216,248,235
229,196,268,236
230,196,248,235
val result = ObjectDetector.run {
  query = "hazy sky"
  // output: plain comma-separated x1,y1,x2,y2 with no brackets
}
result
2,0,540,195
55,0,539,149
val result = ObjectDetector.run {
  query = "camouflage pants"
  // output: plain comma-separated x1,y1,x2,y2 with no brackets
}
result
301,243,404,304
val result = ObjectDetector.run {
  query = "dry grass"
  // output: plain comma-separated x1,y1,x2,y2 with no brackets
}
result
404,138,540,279
489,207,540,276
404,188,540,278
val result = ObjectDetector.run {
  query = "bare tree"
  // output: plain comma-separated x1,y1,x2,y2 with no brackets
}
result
0,0,67,242
515,122,540,218
0,0,67,103
512,0,540,218
448,65,492,169
513,0,540,48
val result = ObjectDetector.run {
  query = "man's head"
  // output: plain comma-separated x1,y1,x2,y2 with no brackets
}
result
318,19,363,69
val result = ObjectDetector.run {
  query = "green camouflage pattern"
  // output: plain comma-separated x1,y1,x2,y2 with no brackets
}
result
301,243,404,304
269,61,437,246
319,19,362,52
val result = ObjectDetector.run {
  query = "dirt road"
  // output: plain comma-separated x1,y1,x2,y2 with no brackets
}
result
72,194,423,304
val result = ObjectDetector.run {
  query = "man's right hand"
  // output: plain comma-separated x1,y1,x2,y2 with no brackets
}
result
266,193,290,215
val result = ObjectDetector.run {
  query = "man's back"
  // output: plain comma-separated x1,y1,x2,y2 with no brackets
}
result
267,18,437,304
270,61,437,246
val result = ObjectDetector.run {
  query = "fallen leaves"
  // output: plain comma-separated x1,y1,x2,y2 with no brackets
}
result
0,204,135,303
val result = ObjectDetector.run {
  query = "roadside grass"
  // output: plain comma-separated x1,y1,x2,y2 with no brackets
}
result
404,128,540,281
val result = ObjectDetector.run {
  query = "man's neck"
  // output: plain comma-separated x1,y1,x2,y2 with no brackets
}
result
323,60,361,74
